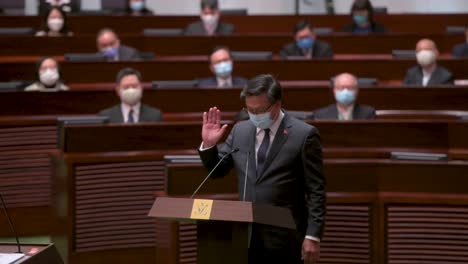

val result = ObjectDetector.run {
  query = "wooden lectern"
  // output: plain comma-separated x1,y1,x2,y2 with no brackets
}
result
0,243,63,264
148,197,295,264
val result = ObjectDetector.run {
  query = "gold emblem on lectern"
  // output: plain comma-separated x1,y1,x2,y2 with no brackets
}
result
190,199,213,220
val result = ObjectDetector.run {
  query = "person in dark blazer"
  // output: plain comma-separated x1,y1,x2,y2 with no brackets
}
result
183,0,234,36
342,0,387,34
280,19,333,59
403,39,454,86
314,73,375,120
198,74,325,263
451,24,468,58
198,46,247,88
125,0,154,16
96,28,141,61
98,68,162,123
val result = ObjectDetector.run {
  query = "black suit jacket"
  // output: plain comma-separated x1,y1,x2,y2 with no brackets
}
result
183,21,235,36
198,113,325,251
197,76,248,87
117,45,141,61
452,42,468,58
98,104,162,123
279,39,333,59
313,104,376,120
403,65,455,86
342,22,388,33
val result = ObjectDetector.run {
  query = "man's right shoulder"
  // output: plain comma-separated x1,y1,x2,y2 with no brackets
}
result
98,105,118,116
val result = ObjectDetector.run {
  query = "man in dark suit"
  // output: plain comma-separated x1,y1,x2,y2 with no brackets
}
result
198,46,247,88
314,73,375,120
183,0,235,36
98,68,162,123
198,74,325,263
403,38,454,86
96,28,141,61
280,19,333,59
452,24,468,58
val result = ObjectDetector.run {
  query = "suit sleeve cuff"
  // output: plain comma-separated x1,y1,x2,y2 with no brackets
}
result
305,235,320,243
199,142,215,151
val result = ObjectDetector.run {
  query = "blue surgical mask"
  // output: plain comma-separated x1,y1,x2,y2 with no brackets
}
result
297,37,315,50
353,14,368,25
213,61,233,78
103,46,118,58
335,89,356,105
248,111,273,129
130,1,144,11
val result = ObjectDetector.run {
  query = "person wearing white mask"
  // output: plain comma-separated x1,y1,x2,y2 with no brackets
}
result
125,0,154,16
35,7,73,37
313,73,375,120
98,68,162,123
183,0,234,36
96,28,141,62
198,46,247,88
25,57,69,92
403,39,454,87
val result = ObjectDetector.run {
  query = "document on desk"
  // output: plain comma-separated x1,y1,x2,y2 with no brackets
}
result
0,253,25,264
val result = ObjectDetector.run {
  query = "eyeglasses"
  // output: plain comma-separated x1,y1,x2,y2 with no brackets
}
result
244,103,275,115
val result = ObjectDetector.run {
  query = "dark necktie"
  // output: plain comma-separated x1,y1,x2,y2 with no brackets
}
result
127,109,134,123
256,128,270,177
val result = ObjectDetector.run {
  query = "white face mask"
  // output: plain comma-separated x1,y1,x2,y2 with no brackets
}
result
120,87,142,106
416,50,436,67
47,18,64,32
200,14,219,28
39,68,59,86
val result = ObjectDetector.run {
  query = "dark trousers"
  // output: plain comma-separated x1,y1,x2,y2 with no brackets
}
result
248,224,302,264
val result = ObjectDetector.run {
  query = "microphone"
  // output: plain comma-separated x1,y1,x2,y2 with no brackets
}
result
242,151,250,201
0,192,22,253
191,148,239,199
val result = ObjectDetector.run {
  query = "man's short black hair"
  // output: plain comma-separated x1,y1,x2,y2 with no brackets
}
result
240,74,282,103
208,45,232,62
116,67,143,84
294,19,313,34
201,0,218,10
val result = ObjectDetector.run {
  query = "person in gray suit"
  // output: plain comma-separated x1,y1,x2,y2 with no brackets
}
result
280,19,333,59
451,24,468,58
96,28,141,61
314,73,375,120
198,46,247,88
183,0,234,36
198,74,325,263
98,68,162,123
403,38,454,86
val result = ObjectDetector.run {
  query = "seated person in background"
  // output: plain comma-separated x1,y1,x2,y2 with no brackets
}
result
314,73,375,120
198,46,247,88
25,57,69,92
125,0,154,16
280,19,333,59
36,7,73,37
96,28,141,61
403,38,454,86
342,0,387,34
452,24,468,58
184,0,235,36
98,68,162,123
38,0,79,15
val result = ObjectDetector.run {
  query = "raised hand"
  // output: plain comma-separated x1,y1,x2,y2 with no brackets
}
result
201,107,228,148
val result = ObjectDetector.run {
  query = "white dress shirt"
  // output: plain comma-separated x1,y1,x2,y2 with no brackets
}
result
422,69,433,87
337,104,355,121
216,76,233,88
121,102,140,123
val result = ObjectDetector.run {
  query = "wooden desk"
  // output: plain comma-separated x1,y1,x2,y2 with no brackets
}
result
0,34,464,56
0,14,467,34
3,87,468,117
1,59,467,83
